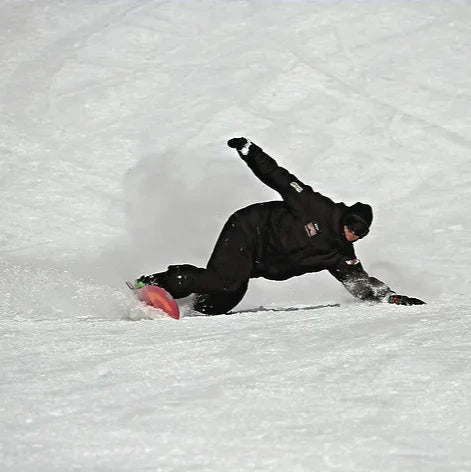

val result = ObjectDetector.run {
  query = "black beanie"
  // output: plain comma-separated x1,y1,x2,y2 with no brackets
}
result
347,202,373,227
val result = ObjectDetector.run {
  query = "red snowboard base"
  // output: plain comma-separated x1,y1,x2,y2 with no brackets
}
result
126,282,180,319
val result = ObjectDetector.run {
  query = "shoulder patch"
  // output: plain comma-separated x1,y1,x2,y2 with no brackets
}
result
290,181,304,193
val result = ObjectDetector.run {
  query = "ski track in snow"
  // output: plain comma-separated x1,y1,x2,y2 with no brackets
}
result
1,1,471,471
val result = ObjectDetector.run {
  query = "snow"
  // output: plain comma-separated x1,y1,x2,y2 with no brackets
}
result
1,0,471,470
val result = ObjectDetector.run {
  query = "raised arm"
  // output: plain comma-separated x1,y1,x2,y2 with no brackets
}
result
329,260,425,305
227,137,316,218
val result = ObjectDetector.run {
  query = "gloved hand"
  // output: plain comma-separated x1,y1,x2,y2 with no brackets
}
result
227,137,248,150
388,294,426,305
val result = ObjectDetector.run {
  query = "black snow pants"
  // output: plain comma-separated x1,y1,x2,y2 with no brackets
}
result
147,212,254,315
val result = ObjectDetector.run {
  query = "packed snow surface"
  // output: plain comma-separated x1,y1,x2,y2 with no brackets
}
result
1,1,471,470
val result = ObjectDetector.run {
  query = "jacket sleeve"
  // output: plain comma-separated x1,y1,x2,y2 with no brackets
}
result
329,260,395,302
238,142,316,218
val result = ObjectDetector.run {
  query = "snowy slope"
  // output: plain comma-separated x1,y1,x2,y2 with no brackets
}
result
1,1,471,470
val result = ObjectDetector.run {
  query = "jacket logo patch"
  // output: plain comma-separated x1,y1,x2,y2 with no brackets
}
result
290,182,304,193
345,259,360,265
305,222,319,237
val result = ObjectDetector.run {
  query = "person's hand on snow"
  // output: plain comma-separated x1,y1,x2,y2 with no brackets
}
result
388,294,426,305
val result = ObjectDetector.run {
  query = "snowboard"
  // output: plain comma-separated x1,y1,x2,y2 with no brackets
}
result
126,282,180,319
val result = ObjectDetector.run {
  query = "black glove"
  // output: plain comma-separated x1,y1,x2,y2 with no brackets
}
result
227,137,248,150
388,294,426,305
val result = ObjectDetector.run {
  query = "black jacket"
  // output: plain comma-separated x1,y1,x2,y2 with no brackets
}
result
237,143,394,302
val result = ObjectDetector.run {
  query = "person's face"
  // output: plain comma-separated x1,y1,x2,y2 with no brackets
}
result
343,225,360,242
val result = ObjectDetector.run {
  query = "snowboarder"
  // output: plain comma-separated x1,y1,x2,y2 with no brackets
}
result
135,138,425,315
